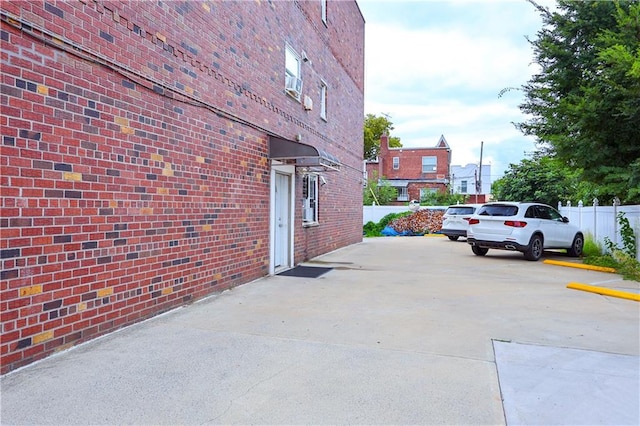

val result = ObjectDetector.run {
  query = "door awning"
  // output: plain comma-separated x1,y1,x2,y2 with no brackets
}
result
269,136,340,172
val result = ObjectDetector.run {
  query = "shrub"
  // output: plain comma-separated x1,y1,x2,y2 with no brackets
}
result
603,212,637,259
581,227,639,281
363,212,412,237
582,234,602,258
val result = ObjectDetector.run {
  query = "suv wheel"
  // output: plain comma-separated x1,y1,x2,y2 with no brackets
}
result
472,246,488,256
567,233,584,257
524,234,543,261
448,235,460,241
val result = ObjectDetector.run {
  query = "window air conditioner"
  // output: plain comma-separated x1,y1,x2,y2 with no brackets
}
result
285,74,303,96
303,95,313,110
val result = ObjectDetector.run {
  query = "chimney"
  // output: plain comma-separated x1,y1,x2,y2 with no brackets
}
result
378,133,389,179
380,132,389,156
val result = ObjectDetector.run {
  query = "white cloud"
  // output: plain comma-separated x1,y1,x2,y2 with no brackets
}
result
360,0,548,180
365,23,533,97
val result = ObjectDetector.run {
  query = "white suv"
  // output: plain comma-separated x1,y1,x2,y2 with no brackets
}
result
441,204,481,240
466,202,584,261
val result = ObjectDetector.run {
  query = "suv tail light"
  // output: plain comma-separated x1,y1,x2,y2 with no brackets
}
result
468,218,480,225
463,217,471,222
504,220,527,228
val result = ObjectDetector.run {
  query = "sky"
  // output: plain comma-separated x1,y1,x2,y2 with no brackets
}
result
357,0,555,182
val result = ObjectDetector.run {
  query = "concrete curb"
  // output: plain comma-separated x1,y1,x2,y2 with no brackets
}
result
567,282,640,302
543,259,617,273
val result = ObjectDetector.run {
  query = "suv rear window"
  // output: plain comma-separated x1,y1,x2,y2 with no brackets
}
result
445,206,476,215
477,204,519,216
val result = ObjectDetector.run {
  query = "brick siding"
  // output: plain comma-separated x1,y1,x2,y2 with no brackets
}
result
0,0,364,374
368,134,451,204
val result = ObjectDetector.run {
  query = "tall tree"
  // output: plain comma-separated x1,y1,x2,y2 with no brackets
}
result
491,155,582,207
363,113,402,161
518,0,640,203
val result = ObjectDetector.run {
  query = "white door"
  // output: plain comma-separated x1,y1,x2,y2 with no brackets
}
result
274,172,291,269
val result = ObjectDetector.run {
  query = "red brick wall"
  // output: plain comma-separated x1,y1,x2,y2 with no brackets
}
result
370,135,450,205
0,0,364,373
381,147,450,181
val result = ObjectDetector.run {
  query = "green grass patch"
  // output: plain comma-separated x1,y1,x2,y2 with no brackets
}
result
582,234,640,281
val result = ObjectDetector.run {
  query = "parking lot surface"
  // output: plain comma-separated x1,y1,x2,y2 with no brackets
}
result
2,237,639,425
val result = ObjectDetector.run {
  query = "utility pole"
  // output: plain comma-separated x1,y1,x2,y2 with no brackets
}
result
474,169,478,203
477,141,484,202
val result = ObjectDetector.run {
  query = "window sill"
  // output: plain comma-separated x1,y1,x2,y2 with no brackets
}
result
303,221,320,228
285,90,302,103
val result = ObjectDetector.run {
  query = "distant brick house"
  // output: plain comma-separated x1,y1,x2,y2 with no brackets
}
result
0,0,364,373
365,134,451,205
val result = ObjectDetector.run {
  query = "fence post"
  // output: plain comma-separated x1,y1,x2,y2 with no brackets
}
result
613,197,620,246
578,200,583,229
593,198,598,241
636,217,640,262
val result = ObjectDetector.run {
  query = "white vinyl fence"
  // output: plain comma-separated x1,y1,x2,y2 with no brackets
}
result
364,202,640,261
558,201,640,261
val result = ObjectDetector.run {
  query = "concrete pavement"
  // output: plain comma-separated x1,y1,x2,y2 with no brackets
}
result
1,237,639,425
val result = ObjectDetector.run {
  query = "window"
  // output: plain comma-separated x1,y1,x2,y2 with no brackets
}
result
321,0,327,25
392,157,399,170
302,174,319,223
422,156,437,173
320,80,327,121
445,206,476,215
285,45,302,99
477,204,519,216
534,205,563,221
397,187,408,201
420,187,437,200
460,180,467,193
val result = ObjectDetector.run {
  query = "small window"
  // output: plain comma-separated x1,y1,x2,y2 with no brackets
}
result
285,45,302,99
460,180,467,193
548,207,564,221
321,0,327,25
420,187,437,200
393,157,399,170
302,174,319,223
422,156,437,173
320,80,327,121
397,187,408,201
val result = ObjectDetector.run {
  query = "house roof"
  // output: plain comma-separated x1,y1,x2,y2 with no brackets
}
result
436,135,449,149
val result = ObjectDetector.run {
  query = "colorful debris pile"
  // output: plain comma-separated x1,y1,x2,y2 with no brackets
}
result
387,209,445,235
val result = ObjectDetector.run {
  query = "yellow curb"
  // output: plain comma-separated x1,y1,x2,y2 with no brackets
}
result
423,233,445,237
567,282,640,302
543,259,617,273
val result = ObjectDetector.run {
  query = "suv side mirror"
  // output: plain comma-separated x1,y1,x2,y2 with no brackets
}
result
562,216,570,223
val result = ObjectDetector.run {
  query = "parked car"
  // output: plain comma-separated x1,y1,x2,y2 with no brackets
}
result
466,202,584,261
441,204,481,240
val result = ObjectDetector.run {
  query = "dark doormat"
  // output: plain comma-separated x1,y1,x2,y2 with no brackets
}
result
277,266,333,278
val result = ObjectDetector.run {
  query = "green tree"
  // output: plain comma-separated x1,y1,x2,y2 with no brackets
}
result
363,174,398,205
491,155,581,206
518,0,640,203
420,189,468,206
364,113,402,161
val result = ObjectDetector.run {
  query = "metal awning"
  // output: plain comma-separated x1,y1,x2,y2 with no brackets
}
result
382,180,410,187
269,136,340,172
